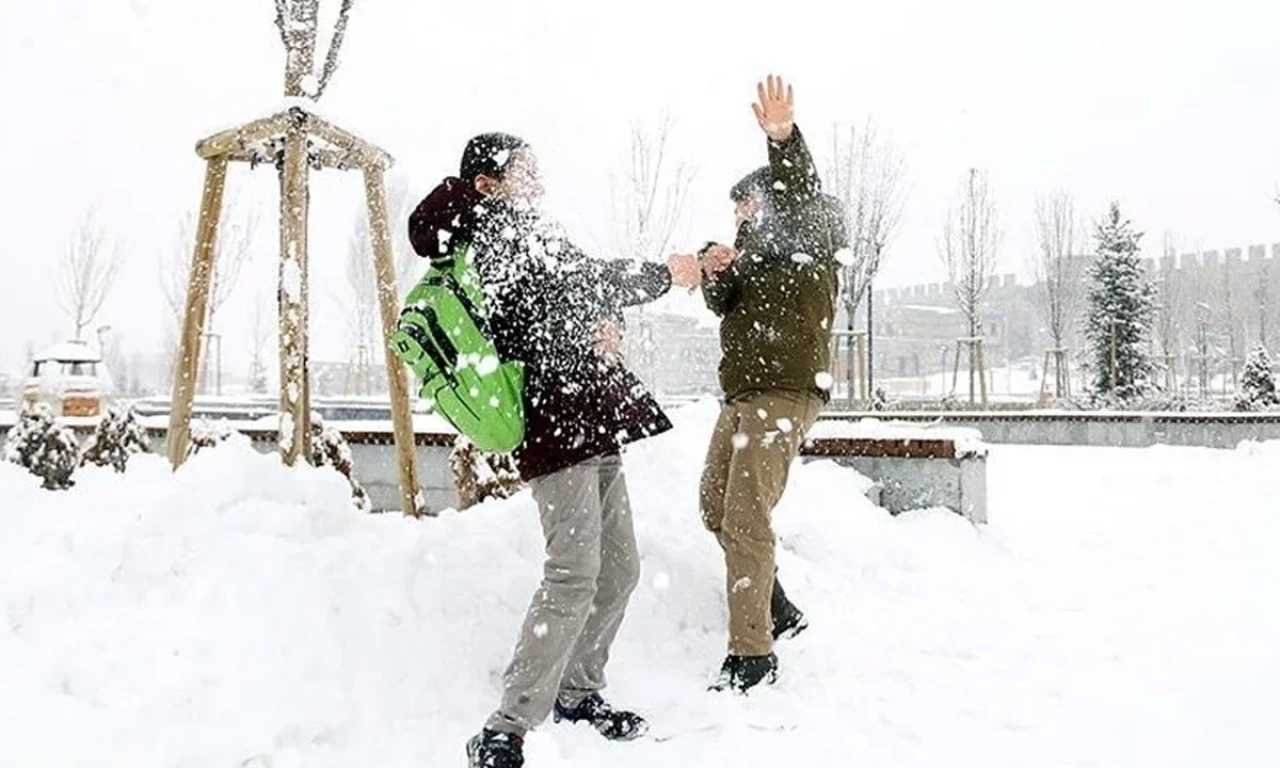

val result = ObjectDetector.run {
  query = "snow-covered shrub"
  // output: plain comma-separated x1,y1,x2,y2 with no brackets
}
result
1237,345,1278,411
4,403,79,490
81,403,152,472
449,436,523,510
308,415,371,512
187,418,234,458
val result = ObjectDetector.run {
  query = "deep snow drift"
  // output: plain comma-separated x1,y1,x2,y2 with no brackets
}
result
2,400,1278,767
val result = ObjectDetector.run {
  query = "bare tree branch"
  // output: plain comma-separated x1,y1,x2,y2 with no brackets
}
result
57,211,121,340
163,195,257,333
273,0,290,48
314,0,354,99
610,115,695,262
937,167,1000,337
825,118,907,316
1028,190,1086,352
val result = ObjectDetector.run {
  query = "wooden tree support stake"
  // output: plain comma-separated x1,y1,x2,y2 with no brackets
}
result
168,156,228,467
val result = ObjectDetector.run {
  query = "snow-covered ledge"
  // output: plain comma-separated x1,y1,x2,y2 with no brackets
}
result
802,419,989,524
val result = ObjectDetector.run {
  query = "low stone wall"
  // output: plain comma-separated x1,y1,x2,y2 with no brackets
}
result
822,411,1280,449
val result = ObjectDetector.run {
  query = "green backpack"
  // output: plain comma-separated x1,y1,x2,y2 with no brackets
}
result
391,245,526,454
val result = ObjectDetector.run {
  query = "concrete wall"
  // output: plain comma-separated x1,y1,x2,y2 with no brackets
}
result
816,454,987,524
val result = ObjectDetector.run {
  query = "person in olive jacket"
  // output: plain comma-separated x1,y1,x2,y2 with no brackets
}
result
683,76,849,693
409,133,701,768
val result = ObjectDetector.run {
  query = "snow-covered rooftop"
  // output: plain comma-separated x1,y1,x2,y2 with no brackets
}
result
33,340,100,363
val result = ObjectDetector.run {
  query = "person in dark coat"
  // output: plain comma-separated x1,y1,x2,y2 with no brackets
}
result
408,132,702,768
680,76,850,694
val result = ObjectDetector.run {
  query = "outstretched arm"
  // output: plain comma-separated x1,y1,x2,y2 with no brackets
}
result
698,242,741,317
753,75,820,207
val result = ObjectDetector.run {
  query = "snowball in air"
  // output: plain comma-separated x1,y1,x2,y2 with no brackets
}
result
791,253,814,264
834,247,856,266
815,371,834,390
776,418,794,433
533,622,548,638
732,433,750,450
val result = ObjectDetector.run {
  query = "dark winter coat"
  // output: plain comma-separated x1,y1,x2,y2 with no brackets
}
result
702,126,849,403
409,182,674,482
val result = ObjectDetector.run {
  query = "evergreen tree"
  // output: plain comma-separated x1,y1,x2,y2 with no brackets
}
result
1083,203,1156,402
1239,344,1278,409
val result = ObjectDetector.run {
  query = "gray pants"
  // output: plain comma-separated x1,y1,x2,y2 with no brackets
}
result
486,453,641,736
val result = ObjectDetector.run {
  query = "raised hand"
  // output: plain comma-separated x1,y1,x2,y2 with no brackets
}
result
752,74,795,142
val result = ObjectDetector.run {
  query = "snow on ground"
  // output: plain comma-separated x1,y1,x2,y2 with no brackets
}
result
2,401,1278,767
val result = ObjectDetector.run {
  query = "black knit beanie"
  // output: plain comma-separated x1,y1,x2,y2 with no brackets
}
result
730,166,771,202
460,132,529,183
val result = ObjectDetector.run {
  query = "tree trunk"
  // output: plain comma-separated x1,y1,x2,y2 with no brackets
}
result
277,117,311,466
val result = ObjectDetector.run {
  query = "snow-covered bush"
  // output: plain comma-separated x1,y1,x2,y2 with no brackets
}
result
1237,345,1278,411
308,415,370,512
4,403,79,490
187,418,234,458
81,403,152,472
449,436,523,510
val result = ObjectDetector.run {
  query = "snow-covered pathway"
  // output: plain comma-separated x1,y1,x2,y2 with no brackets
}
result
2,401,1277,767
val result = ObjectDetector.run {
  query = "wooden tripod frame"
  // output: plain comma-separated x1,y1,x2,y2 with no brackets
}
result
167,104,424,516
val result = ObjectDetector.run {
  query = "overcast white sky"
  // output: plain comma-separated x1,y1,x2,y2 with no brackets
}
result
1,0,1278,375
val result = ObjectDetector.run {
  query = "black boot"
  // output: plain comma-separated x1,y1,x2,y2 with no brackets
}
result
553,693,648,741
466,729,524,768
771,573,809,641
710,653,778,693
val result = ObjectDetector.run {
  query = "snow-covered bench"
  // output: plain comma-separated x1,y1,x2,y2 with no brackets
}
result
802,420,989,524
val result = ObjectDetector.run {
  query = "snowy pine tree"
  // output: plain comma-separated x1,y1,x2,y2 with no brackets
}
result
1083,203,1156,403
81,403,152,472
449,436,523,510
308,415,371,512
1238,344,1278,410
4,403,79,490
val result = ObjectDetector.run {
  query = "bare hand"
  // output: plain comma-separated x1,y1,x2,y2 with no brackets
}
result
701,244,739,277
592,319,623,363
752,74,795,142
667,253,702,288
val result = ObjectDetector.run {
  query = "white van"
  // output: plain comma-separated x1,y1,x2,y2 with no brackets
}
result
22,340,113,418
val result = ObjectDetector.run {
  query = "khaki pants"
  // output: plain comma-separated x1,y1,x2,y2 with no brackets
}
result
487,454,641,736
699,390,821,657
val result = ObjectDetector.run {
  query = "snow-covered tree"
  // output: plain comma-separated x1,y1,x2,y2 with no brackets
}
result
1238,344,1278,410
450,436,522,510
4,404,79,490
1083,203,1157,402
81,403,151,472
309,415,370,512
